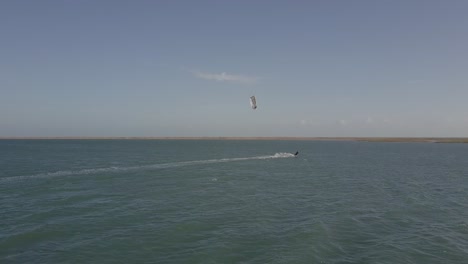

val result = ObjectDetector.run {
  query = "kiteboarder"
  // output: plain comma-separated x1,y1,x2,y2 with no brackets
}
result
294,151,299,156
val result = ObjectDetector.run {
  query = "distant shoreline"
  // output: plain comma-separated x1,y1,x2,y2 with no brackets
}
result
1,137,468,143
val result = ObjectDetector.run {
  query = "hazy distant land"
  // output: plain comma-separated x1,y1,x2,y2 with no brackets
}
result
1,137,468,143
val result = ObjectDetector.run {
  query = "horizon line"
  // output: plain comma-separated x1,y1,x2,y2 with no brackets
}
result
1,136,468,143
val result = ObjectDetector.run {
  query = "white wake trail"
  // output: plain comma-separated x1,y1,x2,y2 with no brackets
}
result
0,153,296,183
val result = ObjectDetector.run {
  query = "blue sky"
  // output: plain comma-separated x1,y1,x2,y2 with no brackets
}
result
1,0,467,137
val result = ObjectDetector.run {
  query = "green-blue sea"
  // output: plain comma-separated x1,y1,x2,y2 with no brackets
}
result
1,139,468,263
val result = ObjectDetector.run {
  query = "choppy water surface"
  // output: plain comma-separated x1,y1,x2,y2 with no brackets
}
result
1,140,467,263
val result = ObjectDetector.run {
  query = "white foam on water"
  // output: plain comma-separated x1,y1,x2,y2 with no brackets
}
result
0,153,296,183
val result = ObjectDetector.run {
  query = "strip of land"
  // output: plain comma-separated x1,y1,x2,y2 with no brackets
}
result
1,137,468,143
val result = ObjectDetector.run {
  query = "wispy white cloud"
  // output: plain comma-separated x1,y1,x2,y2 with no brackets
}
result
192,71,258,84
339,119,348,126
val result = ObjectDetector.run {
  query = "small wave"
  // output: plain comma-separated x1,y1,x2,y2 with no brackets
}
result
0,152,296,183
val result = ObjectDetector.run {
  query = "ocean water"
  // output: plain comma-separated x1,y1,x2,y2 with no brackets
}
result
1,139,467,264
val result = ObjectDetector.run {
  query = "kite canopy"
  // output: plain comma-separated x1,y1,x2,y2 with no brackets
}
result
250,96,257,109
